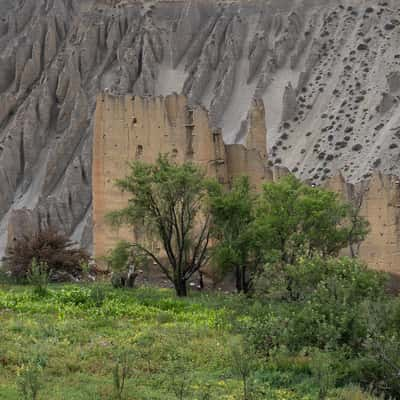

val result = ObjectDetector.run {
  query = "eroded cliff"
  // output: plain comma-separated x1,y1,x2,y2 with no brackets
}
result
2,0,400,268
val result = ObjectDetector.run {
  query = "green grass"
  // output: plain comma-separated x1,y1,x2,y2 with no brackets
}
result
0,284,379,399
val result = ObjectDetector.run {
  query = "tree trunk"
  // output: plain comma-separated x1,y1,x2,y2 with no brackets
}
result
175,278,188,297
242,265,248,294
243,375,249,400
199,270,204,290
235,265,243,293
126,265,137,288
236,265,250,293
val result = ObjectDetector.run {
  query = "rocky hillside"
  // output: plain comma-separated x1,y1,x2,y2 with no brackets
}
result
1,0,400,253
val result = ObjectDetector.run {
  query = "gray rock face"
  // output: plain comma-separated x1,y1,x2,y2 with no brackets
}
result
281,82,297,121
2,0,400,253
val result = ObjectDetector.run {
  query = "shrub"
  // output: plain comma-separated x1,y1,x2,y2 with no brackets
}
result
356,303,400,398
113,350,131,400
198,384,214,400
255,258,385,353
255,257,385,303
16,361,43,400
105,241,132,273
105,241,146,289
247,257,400,396
27,259,49,297
310,350,337,399
5,228,89,282
334,385,383,400
89,286,106,307
251,258,386,354
230,338,258,400
283,260,385,353
163,341,195,400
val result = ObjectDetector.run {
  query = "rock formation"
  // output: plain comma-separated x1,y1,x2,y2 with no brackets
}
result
2,0,400,273
93,93,400,274
326,173,400,274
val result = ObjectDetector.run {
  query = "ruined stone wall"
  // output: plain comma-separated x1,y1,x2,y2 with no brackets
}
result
92,93,270,258
225,99,272,188
92,93,400,274
326,173,400,275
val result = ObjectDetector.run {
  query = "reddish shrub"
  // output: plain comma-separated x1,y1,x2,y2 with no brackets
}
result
5,228,90,282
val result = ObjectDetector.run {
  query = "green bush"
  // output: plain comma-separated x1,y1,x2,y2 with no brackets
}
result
105,241,132,273
357,306,400,398
16,361,43,400
251,257,386,352
246,257,400,396
105,241,147,289
27,259,49,297
113,349,132,400
310,350,337,399
230,338,259,400
89,286,106,307
255,257,386,303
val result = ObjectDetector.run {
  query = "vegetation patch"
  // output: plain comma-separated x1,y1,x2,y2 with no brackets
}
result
0,282,397,399
1,161,397,399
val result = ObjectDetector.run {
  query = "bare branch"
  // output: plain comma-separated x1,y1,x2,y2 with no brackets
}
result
132,243,173,283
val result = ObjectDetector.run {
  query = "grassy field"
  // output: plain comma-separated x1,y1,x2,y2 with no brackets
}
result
0,284,380,400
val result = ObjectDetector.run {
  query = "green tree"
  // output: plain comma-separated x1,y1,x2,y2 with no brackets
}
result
254,175,369,265
107,155,214,297
209,176,261,293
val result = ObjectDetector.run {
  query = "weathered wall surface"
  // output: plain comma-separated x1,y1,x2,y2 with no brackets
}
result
92,93,271,257
93,93,400,274
326,173,400,274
